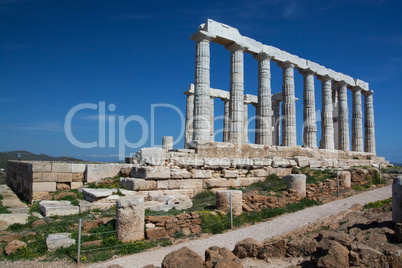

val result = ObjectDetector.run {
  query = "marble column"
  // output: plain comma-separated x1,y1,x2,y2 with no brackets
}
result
337,82,350,151
254,53,273,145
252,103,259,143
272,101,281,146
226,43,246,144
191,32,214,141
319,76,335,150
223,99,229,142
351,88,364,152
300,70,317,148
363,90,376,154
332,85,339,150
243,102,248,143
210,97,214,141
279,62,296,147
184,91,194,148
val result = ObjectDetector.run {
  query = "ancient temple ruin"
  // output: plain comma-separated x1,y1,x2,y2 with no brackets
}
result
185,19,375,155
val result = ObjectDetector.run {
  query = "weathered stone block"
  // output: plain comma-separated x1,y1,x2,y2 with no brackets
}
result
42,173,57,182
216,190,242,215
72,173,83,182
32,172,42,182
293,156,310,168
32,162,51,173
193,169,212,178
204,158,231,169
253,158,272,167
71,163,86,173
181,179,203,189
56,182,70,191
284,174,306,197
57,173,73,182
224,170,239,178
205,178,234,188
136,167,170,179
52,162,72,173
116,197,145,242
70,182,83,189
232,158,254,168
170,169,192,179
40,201,79,216
32,182,56,192
120,178,157,191
172,158,204,168
46,233,75,252
251,169,267,177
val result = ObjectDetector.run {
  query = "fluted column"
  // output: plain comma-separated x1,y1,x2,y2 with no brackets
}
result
337,82,350,151
254,53,273,145
319,76,335,150
191,32,214,141
184,91,194,148
223,99,229,142
279,62,296,147
243,103,248,143
272,101,281,145
332,85,339,150
363,90,376,154
351,88,364,152
300,70,317,148
226,43,246,144
210,97,214,141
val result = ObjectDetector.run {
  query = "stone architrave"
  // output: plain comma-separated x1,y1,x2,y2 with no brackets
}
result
191,31,215,142
243,102,248,143
226,43,246,144
363,90,376,154
284,174,306,197
337,82,350,151
272,101,281,145
279,62,296,147
162,136,173,150
184,91,194,148
351,87,364,152
223,99,230,142
319,76,335,150
300,69,317,148
392,176,402,223
254,53,273,145
216,190,242,216
116,196,145,242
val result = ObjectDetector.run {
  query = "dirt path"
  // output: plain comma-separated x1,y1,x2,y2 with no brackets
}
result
87,185,392,268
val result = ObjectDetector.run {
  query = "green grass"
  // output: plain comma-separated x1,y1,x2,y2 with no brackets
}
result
0,194,11,214
364,198,392,210
246,174,287,193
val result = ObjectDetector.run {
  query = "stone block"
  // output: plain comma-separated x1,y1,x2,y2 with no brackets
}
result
204,158,231,169
266,167,292,177
32,172,42,182
309,159,321,168
148,190,166,201
232,158,254,168
251,169,267,177
216,190,242,215
72,173,84,182
32,182,56,192
205,178,234,188
57,173,73,182
52,162,72,173
136,167,170,179
284,174,306,197
86,164,131,183
338,171,351,189
193,169,212,178
272,158,290,168
146,227,167,239
181,179,203,189
46,233,75,252
224,170,239,178
40,201,79,217
71,163,86,173
253,158,272,167
70,182,83,189
56,182,70,191
173,158,204,168
120,178,157,191
163,189,194,198
145,196,193,212
32,162,51,173
0,214,29,231
294,156,310,168
42,173,57,182
138,147,168,164
170,169,192,179
116,197,145,242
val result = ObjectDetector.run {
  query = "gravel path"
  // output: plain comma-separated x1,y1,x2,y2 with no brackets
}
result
87,185,392,268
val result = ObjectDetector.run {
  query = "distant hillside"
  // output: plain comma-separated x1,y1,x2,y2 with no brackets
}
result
0,151,83,171
391,162,402,167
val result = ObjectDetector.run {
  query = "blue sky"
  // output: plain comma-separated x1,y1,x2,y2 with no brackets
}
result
0,0,401,163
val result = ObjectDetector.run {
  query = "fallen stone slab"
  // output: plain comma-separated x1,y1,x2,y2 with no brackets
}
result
82,188,136,203
145,195,193,212
0,213,29,231
39,200,79,217
46,233,75,252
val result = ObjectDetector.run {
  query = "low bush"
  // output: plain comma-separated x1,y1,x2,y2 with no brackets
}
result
364,198,392,210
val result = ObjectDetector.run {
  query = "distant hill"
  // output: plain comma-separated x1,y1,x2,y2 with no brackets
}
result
391,162,402,167
0,151,83,171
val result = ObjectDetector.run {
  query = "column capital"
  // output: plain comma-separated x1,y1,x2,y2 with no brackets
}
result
278,61,295,69
349,86,362,93
317,75,332,82
362,90,374,97
183,90,194,96
190,31,216,42
332,80,348,88
253,52,272,62
298,68,315,76
225,42,247,52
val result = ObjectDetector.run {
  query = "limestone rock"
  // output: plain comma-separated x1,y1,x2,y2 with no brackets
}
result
205,246,240,263
211,259,243,268
5,240,26,255
116,196,145,242
161,246,204,268
258,239,287,259
0,233,22,244
233,238,263,259
53,191,77,200
287,238,317,257
46,233,75,252
146,227,167,240
39,200,79,217
349,243,389,267
311,239,349,268
0,213,29,230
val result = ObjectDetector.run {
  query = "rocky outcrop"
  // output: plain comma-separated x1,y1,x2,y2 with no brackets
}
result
233,238,263,259
161,247,204,268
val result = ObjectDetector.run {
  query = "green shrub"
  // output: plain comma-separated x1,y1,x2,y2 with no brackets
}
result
247,174,286,193
364,198,392,209
199,211,229,234
29,201,41,214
